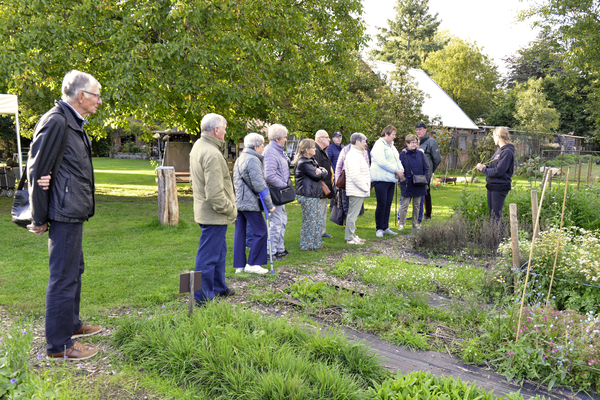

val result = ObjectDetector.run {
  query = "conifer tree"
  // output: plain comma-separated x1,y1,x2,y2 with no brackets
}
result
373,0,446,68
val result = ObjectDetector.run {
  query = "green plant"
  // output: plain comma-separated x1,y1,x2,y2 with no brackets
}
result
0,318,70,399
499,227,600,314
113,302,391,399
489,306,600,392
368,370,544,400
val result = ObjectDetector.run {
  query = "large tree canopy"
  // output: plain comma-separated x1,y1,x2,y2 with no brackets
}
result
523,0,600,141
372,0,445,68
422,35,500,123
0,0,365,141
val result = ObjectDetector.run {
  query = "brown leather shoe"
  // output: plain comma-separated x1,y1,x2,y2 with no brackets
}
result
47,342,98,361
72,324,102,339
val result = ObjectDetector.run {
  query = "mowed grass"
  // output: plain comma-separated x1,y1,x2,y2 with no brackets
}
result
0,158,490,318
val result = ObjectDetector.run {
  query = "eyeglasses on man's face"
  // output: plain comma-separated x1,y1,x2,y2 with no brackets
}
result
82,90,101,100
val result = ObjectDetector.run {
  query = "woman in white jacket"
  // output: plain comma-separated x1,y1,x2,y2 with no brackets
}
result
370,125,404,238
345,133,371,245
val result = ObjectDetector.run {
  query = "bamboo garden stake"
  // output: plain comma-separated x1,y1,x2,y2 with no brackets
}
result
546,168,570,306
516,169,550,342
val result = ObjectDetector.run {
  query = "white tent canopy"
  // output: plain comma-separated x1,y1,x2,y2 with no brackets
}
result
0,94,23,177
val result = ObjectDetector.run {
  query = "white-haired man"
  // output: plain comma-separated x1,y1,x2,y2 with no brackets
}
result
313,129,334,238
190,113,237,305
28,70,103,361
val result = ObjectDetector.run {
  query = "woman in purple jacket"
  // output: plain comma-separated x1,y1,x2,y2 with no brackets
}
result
263,124,292,260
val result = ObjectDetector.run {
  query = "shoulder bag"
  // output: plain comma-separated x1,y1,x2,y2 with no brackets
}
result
268,177,295,205
404,153,428,186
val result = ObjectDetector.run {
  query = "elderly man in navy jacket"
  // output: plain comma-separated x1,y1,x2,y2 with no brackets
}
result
28,70,103,361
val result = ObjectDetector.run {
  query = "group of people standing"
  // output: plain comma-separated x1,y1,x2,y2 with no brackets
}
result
25,68,515,361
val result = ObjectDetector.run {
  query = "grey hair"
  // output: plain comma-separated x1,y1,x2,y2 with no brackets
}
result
244,132,264,150
315,129,328,139
201,113,227,134
61,70,101,102
350,132,367,145
267,124,288,141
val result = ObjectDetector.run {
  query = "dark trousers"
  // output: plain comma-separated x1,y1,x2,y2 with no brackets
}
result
373,181,395,230
46,221,85,354
194,224,229,303
234,211,268,268
487,189,509,225
424,186,432,218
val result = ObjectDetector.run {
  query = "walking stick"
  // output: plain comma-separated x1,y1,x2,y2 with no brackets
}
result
259,189,275,275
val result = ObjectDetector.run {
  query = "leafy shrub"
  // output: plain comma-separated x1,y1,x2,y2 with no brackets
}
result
499,227,600,314
455,185,600,234
368,370,544,400
487,306,600,392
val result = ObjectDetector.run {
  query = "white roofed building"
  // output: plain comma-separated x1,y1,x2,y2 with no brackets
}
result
370,60,479,132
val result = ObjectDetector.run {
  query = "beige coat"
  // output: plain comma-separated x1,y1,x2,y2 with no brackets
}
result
190,134,237,225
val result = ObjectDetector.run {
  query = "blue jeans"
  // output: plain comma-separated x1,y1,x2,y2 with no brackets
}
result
194,224,229,303
46,221,85,354
234,211,268,268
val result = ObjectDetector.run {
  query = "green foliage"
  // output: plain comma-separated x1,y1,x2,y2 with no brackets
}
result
0,0,366,140
499,227,600,314
422,34,500,123
486,306,600,392
113,302,391,398
523,1,600,142
455,184,600,234
331,255,486,301
514,77,560,135
0,319,70,399
373,0,446,68
368,370,544,400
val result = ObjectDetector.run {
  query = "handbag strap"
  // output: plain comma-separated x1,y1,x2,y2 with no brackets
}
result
236,163,258,196
17,110,69,191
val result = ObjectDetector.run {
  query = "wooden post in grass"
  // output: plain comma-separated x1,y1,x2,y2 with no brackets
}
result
530,190,539,239
509,203,519,293
157,166,179,226
587,157,593,185
516,172,550,342
180,271,202,317
577,159,582,190
546,168,570,307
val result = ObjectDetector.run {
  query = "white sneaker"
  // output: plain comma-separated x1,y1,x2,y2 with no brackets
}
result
354,236,366,243
376,230,384,238
235,268,245,274
244,264,269,274
398,225,404,230
347,237,364,245
383,228,398,235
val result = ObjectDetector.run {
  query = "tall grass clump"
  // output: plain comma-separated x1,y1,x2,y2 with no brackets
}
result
112,301,390,399
0,318,70,399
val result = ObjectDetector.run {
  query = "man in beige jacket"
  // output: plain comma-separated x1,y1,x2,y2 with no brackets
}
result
190,113,237,305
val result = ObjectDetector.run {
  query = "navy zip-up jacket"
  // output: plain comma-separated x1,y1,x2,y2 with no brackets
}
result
482,143,515,192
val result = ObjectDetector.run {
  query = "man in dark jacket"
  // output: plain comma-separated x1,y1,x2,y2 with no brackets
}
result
416,123,441,221
326,132,343,172
314,130,334,238
28,70,102,361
